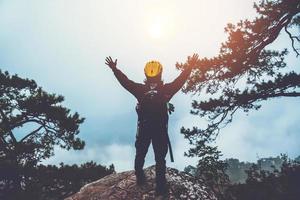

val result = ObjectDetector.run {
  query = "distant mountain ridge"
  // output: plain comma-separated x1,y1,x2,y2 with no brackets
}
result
226,156,300,183
184,155,300,184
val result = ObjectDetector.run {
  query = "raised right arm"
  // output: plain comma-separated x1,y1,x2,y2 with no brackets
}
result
105,56,142,97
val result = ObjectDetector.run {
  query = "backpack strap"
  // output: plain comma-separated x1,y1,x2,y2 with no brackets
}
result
167,133,174,162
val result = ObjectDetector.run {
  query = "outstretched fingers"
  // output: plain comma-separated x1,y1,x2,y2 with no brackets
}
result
105,56,113,65
105,57,109,64
105,56,117,69
187,53,199,67
193,53,199,60
105,57,111,63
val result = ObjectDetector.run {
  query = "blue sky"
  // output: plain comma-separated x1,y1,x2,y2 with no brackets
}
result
1,0,299,172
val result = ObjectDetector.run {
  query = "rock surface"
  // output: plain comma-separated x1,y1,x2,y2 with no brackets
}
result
65,165,217,200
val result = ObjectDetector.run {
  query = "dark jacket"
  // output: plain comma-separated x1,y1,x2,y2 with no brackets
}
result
111,66,192,123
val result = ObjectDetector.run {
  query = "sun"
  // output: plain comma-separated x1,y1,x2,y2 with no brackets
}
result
144,4,177,41
145,10,172,40
148,21,163,39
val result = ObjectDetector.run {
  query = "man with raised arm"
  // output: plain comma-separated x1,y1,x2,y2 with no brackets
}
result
105,55,197,199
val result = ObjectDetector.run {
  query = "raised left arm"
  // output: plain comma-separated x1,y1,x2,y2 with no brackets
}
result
164,54,198,97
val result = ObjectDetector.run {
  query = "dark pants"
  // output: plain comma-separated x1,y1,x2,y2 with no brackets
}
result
134,119,168,193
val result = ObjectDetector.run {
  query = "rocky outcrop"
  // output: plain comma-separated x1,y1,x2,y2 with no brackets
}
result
65,165,217,200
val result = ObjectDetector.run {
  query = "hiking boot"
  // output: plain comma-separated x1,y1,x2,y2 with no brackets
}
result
155,193,168,200
155,185,169,199
136,172,146,186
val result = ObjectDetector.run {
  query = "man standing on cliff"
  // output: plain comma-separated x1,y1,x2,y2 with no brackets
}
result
105,54,198,198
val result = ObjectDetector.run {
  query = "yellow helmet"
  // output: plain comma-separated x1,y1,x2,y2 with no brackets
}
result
144,61,163,78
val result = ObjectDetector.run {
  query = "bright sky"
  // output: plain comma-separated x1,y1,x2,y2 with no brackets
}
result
0,0,299,172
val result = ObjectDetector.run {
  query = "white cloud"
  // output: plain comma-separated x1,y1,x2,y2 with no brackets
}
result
42,143,136,172
217,98,300,162
168,95,300,167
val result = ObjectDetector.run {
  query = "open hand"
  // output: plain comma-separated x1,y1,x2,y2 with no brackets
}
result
187,53,199,68
105,56,117,69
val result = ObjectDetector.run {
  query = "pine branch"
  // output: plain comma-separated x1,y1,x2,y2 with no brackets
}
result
285,25,300,57
19,125,44,143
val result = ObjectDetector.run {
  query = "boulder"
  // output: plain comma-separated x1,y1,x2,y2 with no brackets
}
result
65,165,217,200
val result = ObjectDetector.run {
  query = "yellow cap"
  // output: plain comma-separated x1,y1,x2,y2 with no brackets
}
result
144,61,163,77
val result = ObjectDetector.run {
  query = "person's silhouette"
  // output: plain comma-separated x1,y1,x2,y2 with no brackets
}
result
105,55,197,197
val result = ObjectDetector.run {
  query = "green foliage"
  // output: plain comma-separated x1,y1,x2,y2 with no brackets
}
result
226,156,284,184
179,2,300,198
0,70,85,166
187,154,300,199
0,70,87,198
224,155,300,200
178,0,300,154
0,161,115,200
225,158,252,184
182,127,229,199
